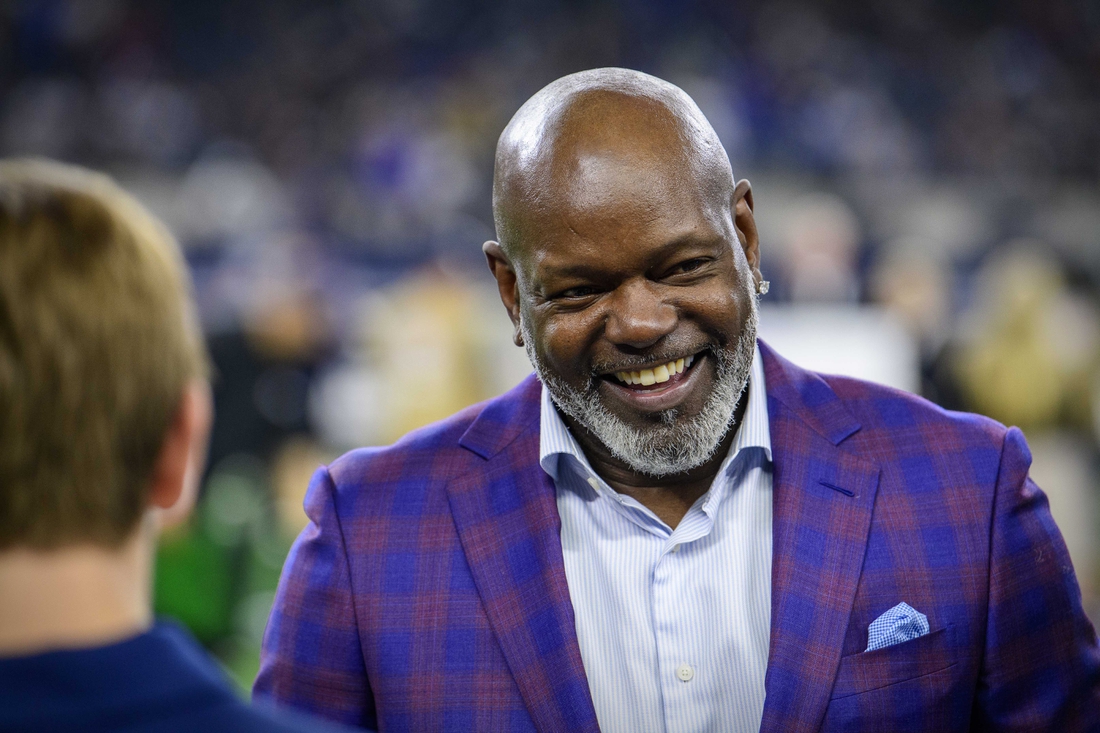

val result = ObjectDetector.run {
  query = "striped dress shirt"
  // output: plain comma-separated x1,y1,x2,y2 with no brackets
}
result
540,345,773,733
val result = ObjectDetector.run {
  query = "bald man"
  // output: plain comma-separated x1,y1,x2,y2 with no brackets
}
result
256,69,1100,732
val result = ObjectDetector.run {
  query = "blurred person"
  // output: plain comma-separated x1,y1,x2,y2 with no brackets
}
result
953,244,1100,433
365,267,489,441
271,437,335,538
0,160,348,733
869,241,954,400
869,241,953,351
362,266,523,443
778,193,862,302
256,70,1100,731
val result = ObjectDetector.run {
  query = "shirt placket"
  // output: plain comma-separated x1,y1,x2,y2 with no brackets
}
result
653,499,720,733
579,464,733,733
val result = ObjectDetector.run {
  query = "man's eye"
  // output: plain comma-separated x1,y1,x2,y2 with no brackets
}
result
673,259,707,274
558,286,598,299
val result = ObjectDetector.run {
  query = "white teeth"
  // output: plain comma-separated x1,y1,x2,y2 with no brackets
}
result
611,355,696,386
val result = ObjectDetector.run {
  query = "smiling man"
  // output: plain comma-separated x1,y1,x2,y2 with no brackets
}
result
256,69,1100,732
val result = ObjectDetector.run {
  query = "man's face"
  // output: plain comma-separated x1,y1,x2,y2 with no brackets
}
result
508,152,759,475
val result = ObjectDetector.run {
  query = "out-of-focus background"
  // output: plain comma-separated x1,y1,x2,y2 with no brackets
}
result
3,0,1099,690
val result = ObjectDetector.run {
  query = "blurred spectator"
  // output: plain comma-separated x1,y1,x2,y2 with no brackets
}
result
775,193,862,302
309,265,529,449
952,244,1099,433
870,241,953,352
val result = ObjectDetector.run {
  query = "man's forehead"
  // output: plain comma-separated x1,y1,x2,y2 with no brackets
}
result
512,127,729,243
532,153,725,233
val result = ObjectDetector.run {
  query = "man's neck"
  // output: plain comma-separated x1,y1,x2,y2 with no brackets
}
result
563,392,748,529
0,526,153,657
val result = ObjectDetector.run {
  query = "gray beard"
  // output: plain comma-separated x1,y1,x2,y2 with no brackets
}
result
523,289,759,478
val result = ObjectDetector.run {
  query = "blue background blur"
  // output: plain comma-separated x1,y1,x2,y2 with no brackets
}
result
2,0,1099,691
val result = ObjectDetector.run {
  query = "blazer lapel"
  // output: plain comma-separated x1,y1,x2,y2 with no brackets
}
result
758,343,881,732
447,376,599,733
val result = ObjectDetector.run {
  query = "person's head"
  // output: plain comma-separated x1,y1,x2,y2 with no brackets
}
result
484,68,764,476
0,159,211,552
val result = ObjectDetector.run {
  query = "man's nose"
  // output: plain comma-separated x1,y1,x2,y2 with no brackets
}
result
603,280,677,349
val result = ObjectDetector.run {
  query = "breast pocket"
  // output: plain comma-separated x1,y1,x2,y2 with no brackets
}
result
823,624,964,731
830,623,956,700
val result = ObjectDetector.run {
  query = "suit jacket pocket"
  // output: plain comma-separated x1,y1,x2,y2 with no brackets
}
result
830,623,956,700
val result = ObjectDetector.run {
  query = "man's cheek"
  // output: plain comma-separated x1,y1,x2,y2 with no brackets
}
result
541,322,590,369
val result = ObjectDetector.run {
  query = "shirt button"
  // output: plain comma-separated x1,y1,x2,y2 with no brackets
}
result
586,477,600,490
676,664,694,682
670,544,681,553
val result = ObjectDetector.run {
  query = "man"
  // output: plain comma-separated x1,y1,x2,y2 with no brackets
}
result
0,160,346,732
256,69,1100,731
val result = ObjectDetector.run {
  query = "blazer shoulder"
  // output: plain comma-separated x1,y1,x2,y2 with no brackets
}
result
324,374,541,501
822,372,1007,444
760,340,1005,454
327,400,486,485
813,373,1017,511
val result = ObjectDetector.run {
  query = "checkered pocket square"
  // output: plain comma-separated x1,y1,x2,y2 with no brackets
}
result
865,602,930,652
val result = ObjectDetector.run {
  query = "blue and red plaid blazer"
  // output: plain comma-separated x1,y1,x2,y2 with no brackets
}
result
255,342,1100,731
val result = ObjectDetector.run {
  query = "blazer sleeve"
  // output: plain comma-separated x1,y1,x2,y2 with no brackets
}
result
974,427,1100,730
254,465,377,730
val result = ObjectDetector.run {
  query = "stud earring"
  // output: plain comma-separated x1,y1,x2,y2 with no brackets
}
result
756,279,770,295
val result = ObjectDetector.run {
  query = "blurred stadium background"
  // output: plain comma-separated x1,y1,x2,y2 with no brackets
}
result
2,0,1099,691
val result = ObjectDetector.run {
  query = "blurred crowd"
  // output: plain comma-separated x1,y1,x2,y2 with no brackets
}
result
2,0,1099,689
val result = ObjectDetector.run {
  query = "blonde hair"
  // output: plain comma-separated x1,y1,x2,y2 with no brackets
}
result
0,159,208,549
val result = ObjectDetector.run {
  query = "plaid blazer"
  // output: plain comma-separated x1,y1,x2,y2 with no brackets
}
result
255,341,1100,731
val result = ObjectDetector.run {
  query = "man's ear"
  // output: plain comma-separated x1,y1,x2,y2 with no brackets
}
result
732,179,763,287
483,240,525,347
148,380,213,530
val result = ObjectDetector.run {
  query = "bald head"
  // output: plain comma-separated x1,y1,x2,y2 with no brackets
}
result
492,68,736,262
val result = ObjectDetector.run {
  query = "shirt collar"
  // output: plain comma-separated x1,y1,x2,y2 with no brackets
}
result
539,343,772,485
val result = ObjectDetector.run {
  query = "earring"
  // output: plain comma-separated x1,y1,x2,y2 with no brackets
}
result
756,279,770,295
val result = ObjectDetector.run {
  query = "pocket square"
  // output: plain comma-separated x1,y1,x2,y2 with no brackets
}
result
865,602,930,652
